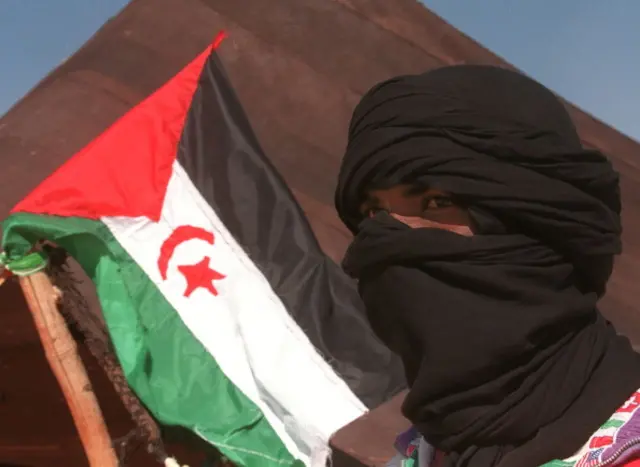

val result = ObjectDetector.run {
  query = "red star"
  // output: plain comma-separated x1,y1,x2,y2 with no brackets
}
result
177,256,226,297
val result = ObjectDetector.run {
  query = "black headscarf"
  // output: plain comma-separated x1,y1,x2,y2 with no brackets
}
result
334,65,640,467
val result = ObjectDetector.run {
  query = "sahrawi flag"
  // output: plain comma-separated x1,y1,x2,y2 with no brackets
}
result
0,32,404,466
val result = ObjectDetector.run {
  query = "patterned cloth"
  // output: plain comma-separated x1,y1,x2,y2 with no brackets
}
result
542,389,640,466
386,426,435,467
387,389,640,467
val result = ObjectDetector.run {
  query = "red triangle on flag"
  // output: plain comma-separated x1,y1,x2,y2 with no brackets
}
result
11,32,226,222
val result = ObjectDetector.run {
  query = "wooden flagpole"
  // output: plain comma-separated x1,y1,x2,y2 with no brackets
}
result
19,270,119,466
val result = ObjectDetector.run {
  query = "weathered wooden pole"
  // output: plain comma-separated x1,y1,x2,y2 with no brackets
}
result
19,270,119,466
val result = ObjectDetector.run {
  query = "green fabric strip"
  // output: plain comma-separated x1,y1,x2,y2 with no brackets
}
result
540,461,576,467
2,212,300,467
600,418,625,430
0,250,48,275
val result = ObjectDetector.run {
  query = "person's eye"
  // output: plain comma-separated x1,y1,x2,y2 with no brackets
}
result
423,196,454,211
368,207,387,217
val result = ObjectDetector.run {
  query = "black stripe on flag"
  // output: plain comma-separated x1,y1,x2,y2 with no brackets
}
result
175,48,405,408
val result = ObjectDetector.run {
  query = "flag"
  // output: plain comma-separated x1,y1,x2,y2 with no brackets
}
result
0,32,404,466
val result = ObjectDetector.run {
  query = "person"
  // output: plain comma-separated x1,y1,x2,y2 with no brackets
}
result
334,65,640,467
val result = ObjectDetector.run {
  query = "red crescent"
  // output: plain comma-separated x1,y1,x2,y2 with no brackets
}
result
157,225,215,280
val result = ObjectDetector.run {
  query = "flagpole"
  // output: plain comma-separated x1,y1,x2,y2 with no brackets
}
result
19,270,119,466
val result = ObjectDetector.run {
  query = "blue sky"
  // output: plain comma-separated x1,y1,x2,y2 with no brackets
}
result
424,0,640,141
1,1,638,140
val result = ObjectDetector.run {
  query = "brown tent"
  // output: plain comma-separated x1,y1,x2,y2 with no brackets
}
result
2,0,639,465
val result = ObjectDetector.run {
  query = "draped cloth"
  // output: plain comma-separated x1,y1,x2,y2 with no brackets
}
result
334,65,640,467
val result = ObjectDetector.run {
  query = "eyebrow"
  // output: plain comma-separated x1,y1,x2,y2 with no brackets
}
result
359,183,444,213
404,185,427,196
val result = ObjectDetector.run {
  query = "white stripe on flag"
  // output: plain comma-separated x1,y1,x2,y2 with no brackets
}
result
102,161,367,465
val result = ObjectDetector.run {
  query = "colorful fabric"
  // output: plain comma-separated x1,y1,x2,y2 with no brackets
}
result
542,389,640,467
387,427,436,467
0,32,406,466
389,389,640,467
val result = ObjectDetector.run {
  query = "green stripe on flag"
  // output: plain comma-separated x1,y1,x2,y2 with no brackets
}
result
2,212,301,467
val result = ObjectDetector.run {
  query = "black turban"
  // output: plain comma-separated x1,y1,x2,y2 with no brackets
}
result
334,65,640,467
